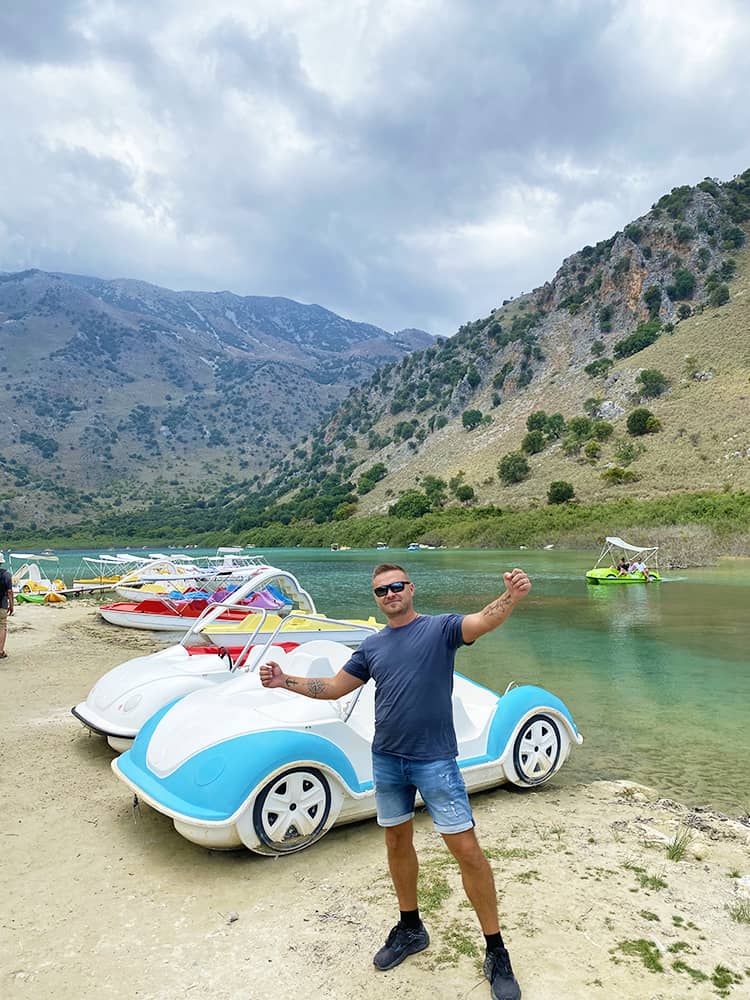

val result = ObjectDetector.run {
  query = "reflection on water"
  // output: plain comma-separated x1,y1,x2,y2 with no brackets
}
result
56,547,750,813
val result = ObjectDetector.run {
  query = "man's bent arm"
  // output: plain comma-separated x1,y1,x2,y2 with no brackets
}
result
461,568,531,643
260,662,364,700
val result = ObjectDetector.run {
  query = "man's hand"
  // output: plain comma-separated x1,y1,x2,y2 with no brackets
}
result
259,660,285,688
504,568,531,604
462,567,532,643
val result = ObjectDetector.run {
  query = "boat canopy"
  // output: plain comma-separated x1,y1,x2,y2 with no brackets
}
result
604,536,659,554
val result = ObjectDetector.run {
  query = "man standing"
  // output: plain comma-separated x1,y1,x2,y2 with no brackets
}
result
0,553,14,659
260,562,531,1000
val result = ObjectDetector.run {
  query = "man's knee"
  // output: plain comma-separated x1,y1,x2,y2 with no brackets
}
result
443,829,487,868
384,820,414,853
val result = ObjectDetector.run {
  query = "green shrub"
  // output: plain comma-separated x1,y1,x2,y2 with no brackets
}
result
708,283,730,307
585,357,613,377
455,484,476,503
547,481,575,504
592,419,614,441
614,319,661,359
568,416,592,440
667,268,696,300
591,339,606,356
526,410,548,432
615,440,645,466
544,413,566,439
498,452,530,485
601,466,639,484
389,490,432,518
643,285,662,317
637,369,669,398
677,303,691,319
522,430,546,454
584,440,601,461
462,409,483,431
627,408,661,436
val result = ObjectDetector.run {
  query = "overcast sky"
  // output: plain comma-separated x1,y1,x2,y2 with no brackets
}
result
2,0,750,335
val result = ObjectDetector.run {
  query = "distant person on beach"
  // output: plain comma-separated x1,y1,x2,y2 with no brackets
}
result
0,553,14,658
260,561,531,1000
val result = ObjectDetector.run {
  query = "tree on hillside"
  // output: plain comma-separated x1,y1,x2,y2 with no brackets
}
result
636,369,669,398
462,409,483,430
498,452,529,485
389,490,432,518
521,430,546,454
547,481,575,504
627,408,661,436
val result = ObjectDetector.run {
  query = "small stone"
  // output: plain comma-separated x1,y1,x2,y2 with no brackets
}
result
226,911,239,924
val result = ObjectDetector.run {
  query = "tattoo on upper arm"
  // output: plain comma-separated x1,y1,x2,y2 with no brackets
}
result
307,678,327,697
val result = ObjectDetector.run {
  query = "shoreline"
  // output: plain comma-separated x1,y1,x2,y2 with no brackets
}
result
3,603,749,999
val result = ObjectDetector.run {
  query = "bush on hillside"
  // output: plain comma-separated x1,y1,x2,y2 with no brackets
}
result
389,491,432,518
585,358,613,377
614,319,661,359
636,369,669,398
454,484,476,503
601,466,639,484
526,410,547,432
627,408,661,436
667,268,696,300
591,419,614,441
498,452,529,485
708,283,730,307
521,430,546,454
547,481,575,504
462,409,483,431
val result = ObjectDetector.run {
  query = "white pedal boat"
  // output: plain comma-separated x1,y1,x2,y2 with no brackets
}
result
112,639,583,855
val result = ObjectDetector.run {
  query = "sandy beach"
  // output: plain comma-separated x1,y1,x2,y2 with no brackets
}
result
2,602,749,1000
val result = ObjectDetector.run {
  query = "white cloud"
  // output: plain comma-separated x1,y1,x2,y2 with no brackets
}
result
1,0,750,333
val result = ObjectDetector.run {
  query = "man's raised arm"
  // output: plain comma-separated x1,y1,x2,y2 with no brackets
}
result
461,568,531,643
259,660,365,700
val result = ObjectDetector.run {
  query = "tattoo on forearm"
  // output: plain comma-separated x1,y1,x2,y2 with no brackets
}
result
482,592,513,618
307,679,327,697
284,677,299,689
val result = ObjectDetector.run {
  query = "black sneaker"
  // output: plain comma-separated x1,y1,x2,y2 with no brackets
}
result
373,921,430,970
484,945,522,1000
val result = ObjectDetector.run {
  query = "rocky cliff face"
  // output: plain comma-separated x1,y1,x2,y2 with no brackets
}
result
0,270,431,528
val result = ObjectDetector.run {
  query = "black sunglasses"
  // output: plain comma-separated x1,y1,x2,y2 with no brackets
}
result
373,580,410,597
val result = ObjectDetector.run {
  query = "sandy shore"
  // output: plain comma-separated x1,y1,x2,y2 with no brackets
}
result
2,602,749,1000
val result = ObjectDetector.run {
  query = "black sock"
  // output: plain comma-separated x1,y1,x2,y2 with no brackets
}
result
399,909,421,930
484,932,505,953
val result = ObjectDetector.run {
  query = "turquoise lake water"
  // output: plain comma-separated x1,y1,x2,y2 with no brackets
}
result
40,546,750,814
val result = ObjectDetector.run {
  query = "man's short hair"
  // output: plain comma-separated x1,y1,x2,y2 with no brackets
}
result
372,562,408,579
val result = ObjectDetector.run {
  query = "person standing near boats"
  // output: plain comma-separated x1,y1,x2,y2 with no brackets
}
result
0,553,15,658
260,561,531,1000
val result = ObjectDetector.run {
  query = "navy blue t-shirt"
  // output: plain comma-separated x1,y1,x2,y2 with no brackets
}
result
343,613,466,760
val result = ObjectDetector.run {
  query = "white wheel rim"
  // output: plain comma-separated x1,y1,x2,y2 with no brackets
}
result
517,718,560,780
258,770,328,847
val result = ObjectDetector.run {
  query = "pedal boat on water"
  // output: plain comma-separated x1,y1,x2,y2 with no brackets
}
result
585,536,661,584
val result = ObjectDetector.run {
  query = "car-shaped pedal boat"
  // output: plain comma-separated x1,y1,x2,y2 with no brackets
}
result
112,640,583,855
72,602,381,753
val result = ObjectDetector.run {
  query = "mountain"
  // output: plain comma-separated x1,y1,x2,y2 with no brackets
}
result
0,271,432,530
216,170,750,533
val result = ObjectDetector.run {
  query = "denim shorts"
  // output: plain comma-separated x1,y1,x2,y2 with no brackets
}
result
372,750,475,835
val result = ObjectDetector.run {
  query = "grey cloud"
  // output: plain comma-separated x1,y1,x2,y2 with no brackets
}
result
0,0,88,63
2,0,750,334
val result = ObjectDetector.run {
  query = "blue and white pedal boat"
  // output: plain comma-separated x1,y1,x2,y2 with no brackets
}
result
112,640,583,855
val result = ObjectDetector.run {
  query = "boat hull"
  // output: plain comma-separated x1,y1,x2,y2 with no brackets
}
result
585,569,661,584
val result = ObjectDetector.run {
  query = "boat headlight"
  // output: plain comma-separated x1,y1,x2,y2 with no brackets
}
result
121,694,143,713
